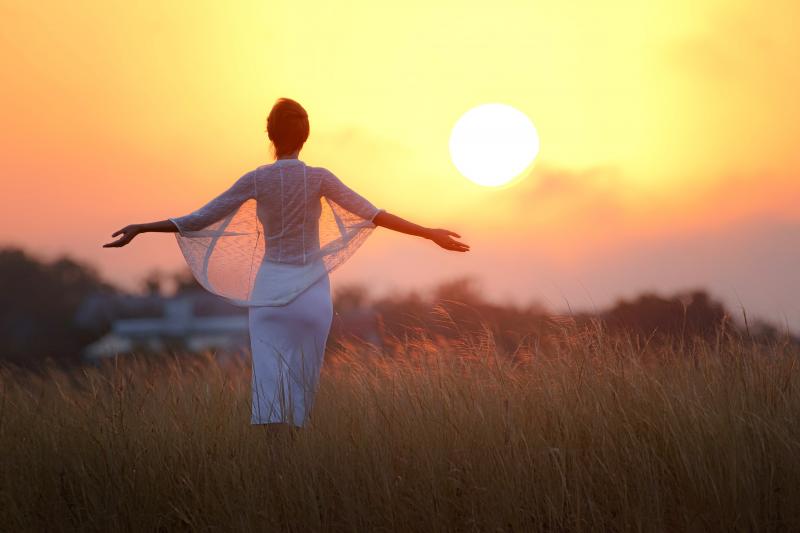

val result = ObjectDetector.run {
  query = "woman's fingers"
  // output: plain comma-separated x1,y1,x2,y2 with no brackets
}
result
103,232,134,248
434,229,469,251
111,228,125,237
452,237,469,248
444,237,469,252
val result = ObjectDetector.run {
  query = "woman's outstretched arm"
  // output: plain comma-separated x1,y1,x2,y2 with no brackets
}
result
104,169,257,248
320,169,469,252
103,220,177,248
372,211,470,252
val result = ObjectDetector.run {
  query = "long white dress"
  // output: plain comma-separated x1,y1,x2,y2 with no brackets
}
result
169,158,382,426
248,271,332,426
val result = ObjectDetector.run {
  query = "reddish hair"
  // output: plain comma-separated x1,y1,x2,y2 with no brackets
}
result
266,97,310,159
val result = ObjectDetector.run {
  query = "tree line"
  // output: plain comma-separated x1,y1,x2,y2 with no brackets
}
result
0,246,792,370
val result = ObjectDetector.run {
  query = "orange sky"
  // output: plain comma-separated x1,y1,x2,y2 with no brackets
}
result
1,1,798,330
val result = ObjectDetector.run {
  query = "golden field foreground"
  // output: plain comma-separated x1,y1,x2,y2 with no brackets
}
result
2,323,799,532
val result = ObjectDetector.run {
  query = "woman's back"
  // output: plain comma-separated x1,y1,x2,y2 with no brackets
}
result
254,159,380,265
255,160,324,265
168,158,382,305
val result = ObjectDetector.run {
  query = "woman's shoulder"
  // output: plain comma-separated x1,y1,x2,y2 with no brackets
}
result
303,162,330,174
302,163,337,183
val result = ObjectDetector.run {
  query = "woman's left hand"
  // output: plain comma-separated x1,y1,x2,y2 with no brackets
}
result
103,224,142,248
427,228,470,252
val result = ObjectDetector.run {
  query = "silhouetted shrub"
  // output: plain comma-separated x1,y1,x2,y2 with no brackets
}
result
0,247,119,368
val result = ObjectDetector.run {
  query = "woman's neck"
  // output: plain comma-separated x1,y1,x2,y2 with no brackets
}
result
277,150,301,160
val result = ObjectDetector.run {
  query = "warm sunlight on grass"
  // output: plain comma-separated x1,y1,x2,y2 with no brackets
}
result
2,324,799,531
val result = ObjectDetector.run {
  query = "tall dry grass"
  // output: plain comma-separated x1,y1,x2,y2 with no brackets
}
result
1,322,799,532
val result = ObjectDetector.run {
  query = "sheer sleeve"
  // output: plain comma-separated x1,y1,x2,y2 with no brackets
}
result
320,169,383,221
169,171,257,234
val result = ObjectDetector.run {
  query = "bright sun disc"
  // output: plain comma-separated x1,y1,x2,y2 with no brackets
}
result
449,103,540,187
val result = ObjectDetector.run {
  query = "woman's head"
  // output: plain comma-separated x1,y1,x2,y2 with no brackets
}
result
266,97,309,160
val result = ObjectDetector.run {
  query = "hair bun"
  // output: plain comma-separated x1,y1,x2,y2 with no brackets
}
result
267,98,310,157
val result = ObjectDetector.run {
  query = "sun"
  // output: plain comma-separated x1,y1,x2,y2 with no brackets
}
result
449,103,540,187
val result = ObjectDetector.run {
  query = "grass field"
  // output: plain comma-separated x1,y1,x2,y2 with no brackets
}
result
2,322,799,532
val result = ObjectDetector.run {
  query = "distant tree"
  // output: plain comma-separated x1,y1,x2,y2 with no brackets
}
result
432,277,486,307
333,284,371,312
172,268,203,294
0,247,119,368
364,276,552,355
141,269,166,296
603,289,729,340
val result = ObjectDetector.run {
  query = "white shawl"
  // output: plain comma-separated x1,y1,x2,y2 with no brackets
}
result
170,159,382,306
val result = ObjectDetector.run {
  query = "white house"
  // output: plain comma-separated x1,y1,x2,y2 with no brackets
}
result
82,292,248,361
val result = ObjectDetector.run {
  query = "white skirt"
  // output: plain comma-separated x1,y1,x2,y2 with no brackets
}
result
248,271,333,426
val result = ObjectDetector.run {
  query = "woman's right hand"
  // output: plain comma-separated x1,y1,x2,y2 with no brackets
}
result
103,224,142,248
427,228,470,252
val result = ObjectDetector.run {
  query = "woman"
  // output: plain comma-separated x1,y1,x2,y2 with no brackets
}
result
104,97,469,435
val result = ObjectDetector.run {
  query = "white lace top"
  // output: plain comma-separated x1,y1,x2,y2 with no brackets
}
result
170,158,383,306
